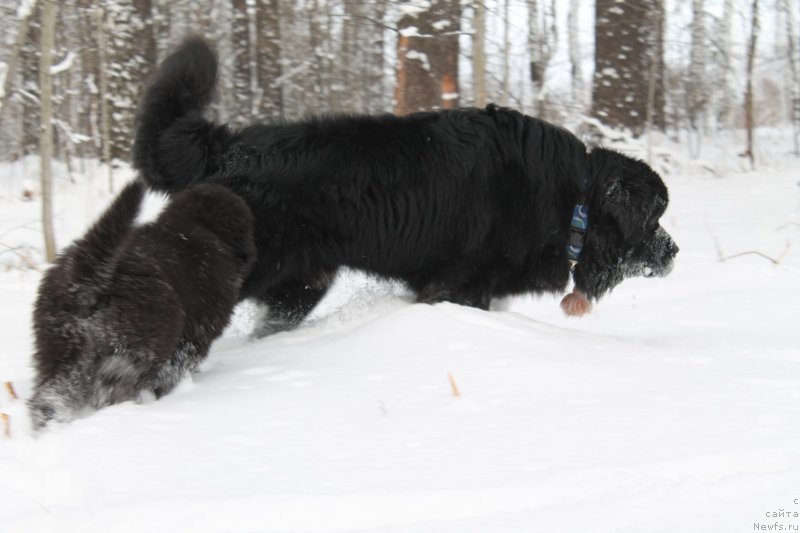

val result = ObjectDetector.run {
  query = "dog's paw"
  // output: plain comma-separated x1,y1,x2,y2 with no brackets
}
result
560,290,592,317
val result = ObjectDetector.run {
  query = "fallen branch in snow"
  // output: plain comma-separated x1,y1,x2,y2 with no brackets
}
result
706,221,790,266
447,372,460,398
776,222,800,231
0,243,39,270
4,381,18,401
719,243,791,266
1,413,9,438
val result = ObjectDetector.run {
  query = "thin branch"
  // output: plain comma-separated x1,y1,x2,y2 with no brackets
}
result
719,243,791,266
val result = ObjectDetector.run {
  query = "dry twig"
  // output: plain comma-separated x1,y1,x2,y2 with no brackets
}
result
4,381,18,400
447,372,460,398
1,413,9,438
719,243,791,266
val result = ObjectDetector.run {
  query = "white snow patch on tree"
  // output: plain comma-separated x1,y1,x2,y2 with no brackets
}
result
405,50,431,72
50,52,77,76
17,0,36,19
399,26,420,38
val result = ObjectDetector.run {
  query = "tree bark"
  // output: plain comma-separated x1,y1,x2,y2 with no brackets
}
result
256,0,283,121
0,4,35,126
744,0,759,169
231,0,253,127
394,0,460,115
567,0,583,111
107,0,155,163
40,0,57,262
593,0,665,134
472,1,487,108
96,6,113,191
688,0,706,132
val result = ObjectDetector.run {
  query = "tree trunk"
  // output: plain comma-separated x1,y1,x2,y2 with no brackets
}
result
687,0,706,137
744,0,759,169
394,0,460,115
0,5,35,126
107,0,155,163
231,0,253,127
472,1,487,108
256,0,283,121
96,6,113,191
717,0,734,129
40,0,57,262
783,0,800,155
21,4,41,157
501,0,510,106
567,0,583,111
593,0,665,135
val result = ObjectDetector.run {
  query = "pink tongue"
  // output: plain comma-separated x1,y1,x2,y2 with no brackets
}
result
560,290,592,317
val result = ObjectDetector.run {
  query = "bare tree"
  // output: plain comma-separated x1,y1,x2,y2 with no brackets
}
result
501,0,510,106
593,0,665,135
527,0,557,117
394,0,460,115
230,0,253,127
96,6,112,191
40,0,57,262
743,0,759,169
472,1,487,108
567,0,583,111
106,0,155,165
714,0,735,130
255,0,283,121
687,0,706,135
782,0,800,155
0,1,36,125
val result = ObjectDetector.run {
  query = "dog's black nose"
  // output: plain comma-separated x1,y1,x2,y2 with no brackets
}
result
669,240,679,257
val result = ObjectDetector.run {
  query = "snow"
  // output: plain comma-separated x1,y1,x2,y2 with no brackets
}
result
404,50,431,72
1,132,799,532
16,0,37,20
49,52,77,76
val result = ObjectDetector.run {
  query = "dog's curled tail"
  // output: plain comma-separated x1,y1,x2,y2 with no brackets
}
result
70,180,145,284
133,36,230,193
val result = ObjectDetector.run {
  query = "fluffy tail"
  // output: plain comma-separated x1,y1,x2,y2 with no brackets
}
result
132,36,230,193
70,180,145,286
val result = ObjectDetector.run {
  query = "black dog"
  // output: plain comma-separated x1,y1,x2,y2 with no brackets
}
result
29,180,255,429
133,37,677,334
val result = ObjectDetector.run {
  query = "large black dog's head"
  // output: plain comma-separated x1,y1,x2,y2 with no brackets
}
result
574,148,678,301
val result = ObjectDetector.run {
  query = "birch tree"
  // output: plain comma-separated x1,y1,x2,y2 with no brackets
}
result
106,0,155,165
40,0,56,262
473,1,487,108
567,0,583,111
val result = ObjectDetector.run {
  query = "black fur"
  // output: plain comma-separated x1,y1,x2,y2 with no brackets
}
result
134,37,678,334
29,180,256,430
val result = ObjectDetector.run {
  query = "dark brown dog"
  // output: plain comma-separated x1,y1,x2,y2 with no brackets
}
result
29,180,255,430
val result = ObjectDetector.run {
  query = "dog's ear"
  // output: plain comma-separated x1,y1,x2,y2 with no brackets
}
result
598,179,666,244
591,150,668,244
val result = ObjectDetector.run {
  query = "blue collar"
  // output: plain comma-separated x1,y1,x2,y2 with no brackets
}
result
566,166,590,271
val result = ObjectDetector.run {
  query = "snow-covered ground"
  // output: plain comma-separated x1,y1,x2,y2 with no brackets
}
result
1,133,799,532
